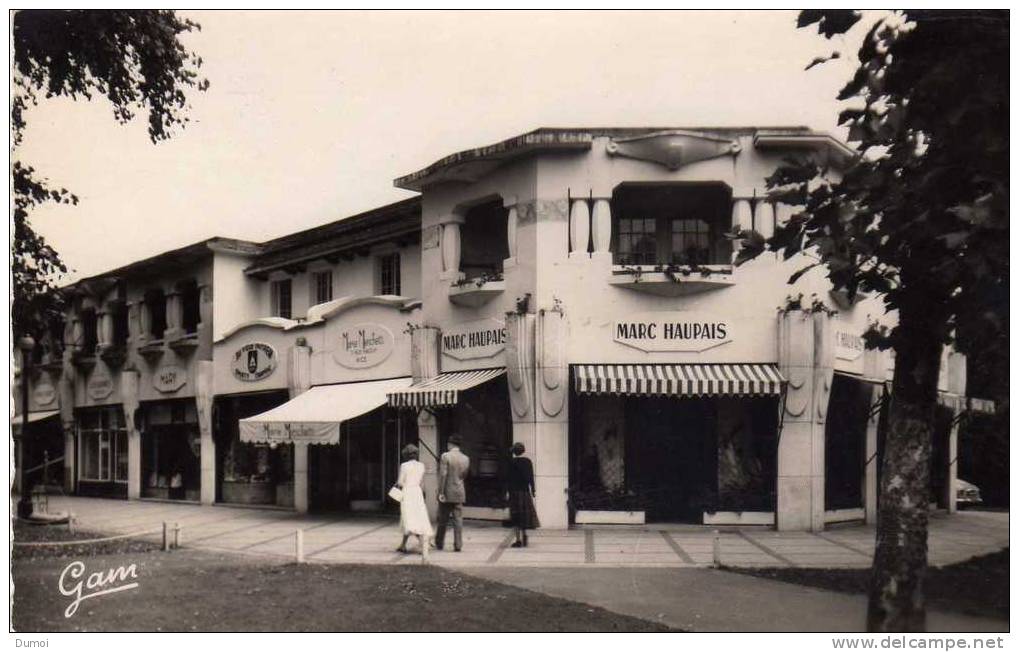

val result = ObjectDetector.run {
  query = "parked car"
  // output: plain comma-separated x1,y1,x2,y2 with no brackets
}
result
956,479,983,508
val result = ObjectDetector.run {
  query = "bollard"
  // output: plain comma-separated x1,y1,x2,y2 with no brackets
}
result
295,529,304,564
162,522,170,552
67,512,75,534
712,530,721,568
173,522,182,549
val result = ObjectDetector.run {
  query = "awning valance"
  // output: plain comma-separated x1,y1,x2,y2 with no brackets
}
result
239,377,412,445
573,364,785,397
11,410,59,427
387,368,505,408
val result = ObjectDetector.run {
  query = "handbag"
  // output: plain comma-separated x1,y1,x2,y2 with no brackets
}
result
387,486,403,503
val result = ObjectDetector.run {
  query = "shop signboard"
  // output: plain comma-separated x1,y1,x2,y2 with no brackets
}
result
441,318,506,361
154,364,187,393
334,324,394,369
613,312,732,353
87,368,114,400
834,327,866,375
232,342,278,381
33,377,57,406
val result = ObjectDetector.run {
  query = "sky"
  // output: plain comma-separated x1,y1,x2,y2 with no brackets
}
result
17,10,866,281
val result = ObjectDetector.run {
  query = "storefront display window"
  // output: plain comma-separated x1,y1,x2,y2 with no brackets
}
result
77,406,127,484
215,392,295,506
142,400,202,501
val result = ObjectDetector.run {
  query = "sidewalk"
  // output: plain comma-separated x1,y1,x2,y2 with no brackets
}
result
460,566,1009,633
35,495,1009,569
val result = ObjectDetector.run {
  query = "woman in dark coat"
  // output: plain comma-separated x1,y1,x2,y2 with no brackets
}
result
506,442,540,547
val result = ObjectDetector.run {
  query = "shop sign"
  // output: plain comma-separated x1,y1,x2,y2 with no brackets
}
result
232,343,278,381
613,312,732,353
33,378,57,406
441,318,506,361
835,329,865,362
87,368,114,400
154,365,187,393
334,324,394,369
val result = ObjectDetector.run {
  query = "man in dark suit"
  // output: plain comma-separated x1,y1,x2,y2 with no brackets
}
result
435,433,470,551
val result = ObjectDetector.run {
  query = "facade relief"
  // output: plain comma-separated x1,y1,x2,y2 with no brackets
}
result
537,308,566,418
504,312,534,419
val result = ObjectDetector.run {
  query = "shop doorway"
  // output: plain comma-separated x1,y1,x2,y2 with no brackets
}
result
308,408,416,513
141,400,201,501
824,375,872,511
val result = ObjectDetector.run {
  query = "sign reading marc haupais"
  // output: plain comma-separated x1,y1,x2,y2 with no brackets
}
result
334,324,394,369
613,312,733,353
834,329,865,361
232,342,278,381
441,318,506,361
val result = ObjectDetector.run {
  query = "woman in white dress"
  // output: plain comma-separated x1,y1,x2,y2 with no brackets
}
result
395,444,433,559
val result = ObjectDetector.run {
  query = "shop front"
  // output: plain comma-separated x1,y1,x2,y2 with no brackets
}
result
214,390,294,506
139,399,202,502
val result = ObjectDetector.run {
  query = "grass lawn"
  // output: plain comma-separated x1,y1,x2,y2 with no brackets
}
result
725,548,1008,620
12,524,676,633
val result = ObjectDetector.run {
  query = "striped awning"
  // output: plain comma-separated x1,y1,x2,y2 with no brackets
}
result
573,364,785,397
387,368,505,408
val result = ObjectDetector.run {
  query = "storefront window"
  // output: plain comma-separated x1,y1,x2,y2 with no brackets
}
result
78,406,127,483
215,392,295,506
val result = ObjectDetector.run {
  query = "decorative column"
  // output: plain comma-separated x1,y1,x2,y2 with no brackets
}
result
97,308,113,351
60,349,76,493
288,342,312,513
410,325,441,518
753,199,776,240
569,198,591,259
505,204,519,267
591,198,612,264
198,284,213,333
164,290,183,340
418,409,440,519
439,215,464,281
535,309,569,528
731,197,753,262
121,369,141,500
138,299,152,343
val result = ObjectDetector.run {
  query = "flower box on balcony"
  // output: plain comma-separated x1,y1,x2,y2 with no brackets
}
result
609,264,735,297
448,278,506,308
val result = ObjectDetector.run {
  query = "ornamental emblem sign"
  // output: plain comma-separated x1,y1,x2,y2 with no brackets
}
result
233,343,278,382
154,365,187,393
33,378,57,406
87,368,114,401
334,324,394,369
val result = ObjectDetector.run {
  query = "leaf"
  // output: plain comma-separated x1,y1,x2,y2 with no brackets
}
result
806,51,841,70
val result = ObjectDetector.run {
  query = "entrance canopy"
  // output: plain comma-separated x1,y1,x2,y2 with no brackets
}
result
573,364,785,397
387,368,505,408
239,377,412,445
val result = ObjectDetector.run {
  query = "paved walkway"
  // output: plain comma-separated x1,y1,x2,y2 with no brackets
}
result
32,496,1009,569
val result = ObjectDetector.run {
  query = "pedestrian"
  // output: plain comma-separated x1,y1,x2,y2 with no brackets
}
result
394,444,432,560
506,442,540,547
435,433,469,552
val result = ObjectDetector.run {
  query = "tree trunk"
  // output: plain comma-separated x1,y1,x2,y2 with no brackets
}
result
867,308,945,632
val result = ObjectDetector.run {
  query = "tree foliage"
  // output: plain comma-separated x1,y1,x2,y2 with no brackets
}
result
11,10,208,338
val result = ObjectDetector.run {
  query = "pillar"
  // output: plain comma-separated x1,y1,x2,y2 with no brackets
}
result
439,216,464,281
121,369,141,500
138,298,152,342
97,309,113,350
864,383,881,525
534,309,569,528
591,198,612,263
59,362,76,493
505,203,519,266
946,406,961,514
754,199,776,240
194,360,216,505
164,290,183,340
777,310,833,531
418,409,440,520
731,197,754,262
569,198,590,259
293,443,309,514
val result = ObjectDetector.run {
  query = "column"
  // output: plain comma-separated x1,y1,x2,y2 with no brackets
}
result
753,199,776,240
198,284,213,333
946,407,961,514
534,309,569,529
63,428,76,494
97,309,113,350
164,290,183,340
293,443,309,514
121,369,141,500
59,364,76,493
194,361,216,505
591,197,612,263
138,299,152,343
505,204,519,267
864,383,881,524
439,215,464,281
569,198,590,259
731,197,753,262
418,409,439,519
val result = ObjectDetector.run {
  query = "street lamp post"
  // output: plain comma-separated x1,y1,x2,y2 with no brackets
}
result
16,335,35,519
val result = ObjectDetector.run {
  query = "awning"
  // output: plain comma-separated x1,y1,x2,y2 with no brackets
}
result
239,377,412,445
573,364,785,397
11,410,59,427
387,368,505,408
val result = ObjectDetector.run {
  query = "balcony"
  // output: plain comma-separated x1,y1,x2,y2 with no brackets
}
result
608,263,735,297
166,327,201,353
97,343,128,368
135,334,166,360
448,274,505,308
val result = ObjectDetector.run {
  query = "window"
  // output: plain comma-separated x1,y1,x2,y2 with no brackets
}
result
271,279,292,319
78,406,127,483
377,254,401,295
112,303,129,346
617,218,657,265
179,280,201,334
80,308,98,356
460,199,509,278
670,218,711,265
311,271,333,305
612,185,732,266
144,288,167,339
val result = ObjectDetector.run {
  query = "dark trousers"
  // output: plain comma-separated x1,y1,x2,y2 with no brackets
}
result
435,501,463,550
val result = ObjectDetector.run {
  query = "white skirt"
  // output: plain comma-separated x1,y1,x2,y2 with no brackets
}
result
400,486,433,537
